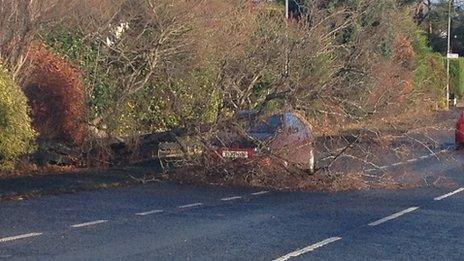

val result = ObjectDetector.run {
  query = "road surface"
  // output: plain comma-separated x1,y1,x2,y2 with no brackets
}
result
1,148,464,260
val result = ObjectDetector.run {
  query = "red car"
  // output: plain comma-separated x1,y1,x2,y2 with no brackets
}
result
158,112,316,174
456,111,464,149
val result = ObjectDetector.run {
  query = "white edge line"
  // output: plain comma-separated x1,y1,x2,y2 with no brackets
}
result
368,207,419,227
251,191,269,195
0,232,42,243
135,210,164,216
71,220,108,228
273,237,342,261
434,188,464,201
178,203,203,209
221,196,242,201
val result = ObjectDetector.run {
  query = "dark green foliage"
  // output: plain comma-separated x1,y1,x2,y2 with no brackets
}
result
450,58,464,97
413,24,446,99
424,1,464,56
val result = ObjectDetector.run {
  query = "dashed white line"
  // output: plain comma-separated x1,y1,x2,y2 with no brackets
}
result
251,191,269,195
178,203,203,209
221,196,242,201
273,237,342,261
368,207,419,227
365,149,452,173
71,220,108,228
0,232,42,243
434,188,464,201
135,210,164,216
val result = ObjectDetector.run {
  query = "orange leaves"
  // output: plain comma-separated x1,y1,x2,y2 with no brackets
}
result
26,43,86,144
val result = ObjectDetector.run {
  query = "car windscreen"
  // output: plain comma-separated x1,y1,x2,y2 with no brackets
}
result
285,113,306,133
249,114,283,134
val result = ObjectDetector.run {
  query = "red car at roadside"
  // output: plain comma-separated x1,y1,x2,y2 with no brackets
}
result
158,111,316,174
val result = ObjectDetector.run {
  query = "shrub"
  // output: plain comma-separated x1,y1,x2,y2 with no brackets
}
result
40,27,115,118
414,53,446,96
26,43,86,144
412,28,446,102
450,58,464,97
0,65,36,170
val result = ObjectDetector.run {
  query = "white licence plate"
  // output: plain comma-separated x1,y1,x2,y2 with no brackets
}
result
222,150,249,159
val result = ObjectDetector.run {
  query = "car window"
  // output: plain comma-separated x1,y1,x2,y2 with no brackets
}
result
285,113,305,133
250,114,283,134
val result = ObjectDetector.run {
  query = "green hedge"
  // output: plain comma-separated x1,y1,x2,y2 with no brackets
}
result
0,66,36,169
450,58,464,97
414,52,447,97
412,28,446,99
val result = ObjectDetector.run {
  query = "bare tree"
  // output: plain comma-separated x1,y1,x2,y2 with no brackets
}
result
0,0,79,80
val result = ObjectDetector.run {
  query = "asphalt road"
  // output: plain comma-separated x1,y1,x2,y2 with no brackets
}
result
1,149,464,260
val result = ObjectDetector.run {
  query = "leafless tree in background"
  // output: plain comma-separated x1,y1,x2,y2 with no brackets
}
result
1,0,65,79
0,0,124,81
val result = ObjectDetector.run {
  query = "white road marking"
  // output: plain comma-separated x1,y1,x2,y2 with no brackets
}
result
0,232,42,243
434,188,464,201
178,203,203,209
251,191,269,195
135,210,164,216
221,196,242,201
71,220,108,228
368,207,419,227
273,237,342,261
365,149,451,173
